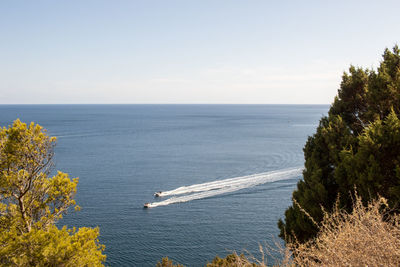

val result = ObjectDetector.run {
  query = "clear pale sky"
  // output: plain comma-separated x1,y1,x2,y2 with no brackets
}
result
1,1,399,104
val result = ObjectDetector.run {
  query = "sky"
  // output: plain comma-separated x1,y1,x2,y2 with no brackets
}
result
1,1,399,104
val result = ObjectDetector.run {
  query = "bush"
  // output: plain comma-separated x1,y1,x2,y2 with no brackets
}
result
289,194,400,266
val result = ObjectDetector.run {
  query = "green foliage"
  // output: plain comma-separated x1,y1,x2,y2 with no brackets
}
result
0,225,105,266
337,110,400,208
0,119,105,266
156,257,184,267
279,46,400,243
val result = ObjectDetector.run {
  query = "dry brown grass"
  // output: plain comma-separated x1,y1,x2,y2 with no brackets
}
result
288,194,400,266
205,242,292,267
210,194,400,267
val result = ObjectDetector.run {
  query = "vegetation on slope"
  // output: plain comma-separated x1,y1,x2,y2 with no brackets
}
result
0,120,105,266
288,193,400,266
278,45,400,243
159,193,400,266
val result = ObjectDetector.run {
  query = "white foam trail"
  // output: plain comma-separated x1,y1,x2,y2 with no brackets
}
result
156,167,301,197
148,167,302,208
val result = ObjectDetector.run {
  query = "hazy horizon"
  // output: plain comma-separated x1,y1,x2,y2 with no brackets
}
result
1,1,399,104
0,103,331,105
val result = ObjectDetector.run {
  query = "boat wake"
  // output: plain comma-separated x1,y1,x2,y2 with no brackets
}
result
146,167,302,208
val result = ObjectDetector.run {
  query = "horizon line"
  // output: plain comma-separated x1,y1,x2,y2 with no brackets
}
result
0,103,331,105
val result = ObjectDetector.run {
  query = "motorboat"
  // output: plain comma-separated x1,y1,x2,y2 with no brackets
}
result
154,191,162,197
143,203,151,208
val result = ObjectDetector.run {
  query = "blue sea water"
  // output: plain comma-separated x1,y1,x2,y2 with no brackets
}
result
0,104,328,266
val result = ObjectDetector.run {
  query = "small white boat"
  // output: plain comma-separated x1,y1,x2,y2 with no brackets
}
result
154,191,162,197
144,203,151,208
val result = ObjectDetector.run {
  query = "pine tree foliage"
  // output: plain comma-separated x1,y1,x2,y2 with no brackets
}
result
0,119,106,266
278,46,400,243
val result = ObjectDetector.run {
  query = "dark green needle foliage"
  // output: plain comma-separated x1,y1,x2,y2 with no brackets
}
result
278,45,400,243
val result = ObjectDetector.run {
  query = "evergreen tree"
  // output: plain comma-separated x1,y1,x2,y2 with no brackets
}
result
278,46,400,243
0,119,106,266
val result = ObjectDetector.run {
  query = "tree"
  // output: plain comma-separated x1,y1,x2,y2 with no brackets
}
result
278,45,400,243
156,257,184,267
0,119,106,266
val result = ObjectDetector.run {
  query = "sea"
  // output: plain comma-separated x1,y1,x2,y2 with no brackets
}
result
0,104,328,266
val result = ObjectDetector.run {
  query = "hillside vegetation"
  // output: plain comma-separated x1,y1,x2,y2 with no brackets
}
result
279,45,400,243
0,120,105,266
